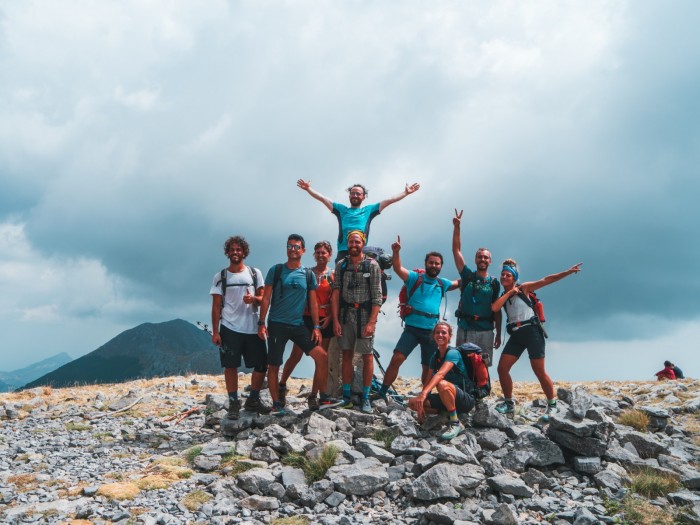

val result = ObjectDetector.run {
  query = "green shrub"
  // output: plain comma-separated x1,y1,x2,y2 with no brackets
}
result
282,445,338,483
183,446,203,464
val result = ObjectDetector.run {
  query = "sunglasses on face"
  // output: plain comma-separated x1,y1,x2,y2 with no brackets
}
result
349,191,364,196
287,244,303,251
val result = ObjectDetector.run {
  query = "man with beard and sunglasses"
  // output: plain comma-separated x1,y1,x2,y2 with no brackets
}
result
258,234,338,416
296,180,420,262
331,230,383,413
452,209,502,367
376,235,459,398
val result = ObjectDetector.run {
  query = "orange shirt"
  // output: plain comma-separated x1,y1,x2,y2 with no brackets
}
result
304,269,333,318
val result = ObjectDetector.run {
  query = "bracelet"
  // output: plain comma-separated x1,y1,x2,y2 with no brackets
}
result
313,325,321,329
257,321,265,326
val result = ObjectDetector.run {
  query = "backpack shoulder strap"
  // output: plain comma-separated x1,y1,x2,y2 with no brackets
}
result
305,268,314,290
248,266,259,290
406,274,424,303
272,263,284,297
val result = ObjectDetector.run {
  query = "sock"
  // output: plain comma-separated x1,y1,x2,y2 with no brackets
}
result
362,386,370,400
548,399,557,406
249,390,260,400
504,398,514,405
448,410,458,423
279,382,286,389
343,384,351,400
228,392,238,402
319,393,329,401
378,384,389,396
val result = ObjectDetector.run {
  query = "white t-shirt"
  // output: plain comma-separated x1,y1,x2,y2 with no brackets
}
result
209,266,264,334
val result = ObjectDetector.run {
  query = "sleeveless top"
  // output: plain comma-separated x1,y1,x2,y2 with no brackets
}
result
504,293,536,326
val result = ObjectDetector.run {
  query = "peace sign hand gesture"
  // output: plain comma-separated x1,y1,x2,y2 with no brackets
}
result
453,208,463,227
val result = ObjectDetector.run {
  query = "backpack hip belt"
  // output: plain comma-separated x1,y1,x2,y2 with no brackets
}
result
408,308,439,319
455,311,492,322
506,316,548,338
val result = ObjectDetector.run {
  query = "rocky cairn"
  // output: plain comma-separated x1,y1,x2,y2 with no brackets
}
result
3,377,700,524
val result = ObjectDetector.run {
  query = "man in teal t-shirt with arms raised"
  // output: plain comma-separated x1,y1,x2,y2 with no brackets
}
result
297,180,421,261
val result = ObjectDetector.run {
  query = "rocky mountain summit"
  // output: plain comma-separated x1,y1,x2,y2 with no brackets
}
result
2,376,700,525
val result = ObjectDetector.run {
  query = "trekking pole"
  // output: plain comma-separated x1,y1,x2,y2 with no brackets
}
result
196,321,213,335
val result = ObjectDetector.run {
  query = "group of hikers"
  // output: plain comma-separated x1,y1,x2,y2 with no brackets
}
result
210,180,582,440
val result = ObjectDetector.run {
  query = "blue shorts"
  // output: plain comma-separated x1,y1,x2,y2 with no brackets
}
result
394,325,438,366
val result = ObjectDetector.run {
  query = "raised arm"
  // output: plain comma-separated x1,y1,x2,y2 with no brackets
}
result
452,209,466,273
297,179,333,212
520,263,583,294
378,182,420,212
391,235,410,282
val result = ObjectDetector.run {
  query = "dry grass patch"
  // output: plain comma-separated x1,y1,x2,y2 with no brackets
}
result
271,517,310,525
182,490,212,511
617,410,650,432
136,475,174,490
629,467,680,498
65,421,92,432
62,520,94,525
225,458,258,476
96,482,140,500
8,473,38,491
605,494,679,525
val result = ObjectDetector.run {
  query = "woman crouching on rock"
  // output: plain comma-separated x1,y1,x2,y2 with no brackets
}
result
408,322,475,441
492,259,582,422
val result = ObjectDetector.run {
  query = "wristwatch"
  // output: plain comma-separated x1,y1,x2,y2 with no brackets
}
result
257,321,265,326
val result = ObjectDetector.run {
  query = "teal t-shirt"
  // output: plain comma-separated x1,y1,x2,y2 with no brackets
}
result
429,347,466,388
404,270,451,330
457,267,499,331
265,265,317,325
331,202,381,252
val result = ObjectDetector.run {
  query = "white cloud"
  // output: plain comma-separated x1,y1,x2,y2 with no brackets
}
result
114,86,161,111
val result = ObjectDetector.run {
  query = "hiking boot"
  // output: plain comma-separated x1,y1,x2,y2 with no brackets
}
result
227,399,241,420
278,385,287,407
319,397,344,410
270,402,286,417
440,421,465,441
495,399,515,415
539,402,559,423
370,390,387,402
244,397,272,414
360,398,372,414
307,395,319,412
339,398,354,409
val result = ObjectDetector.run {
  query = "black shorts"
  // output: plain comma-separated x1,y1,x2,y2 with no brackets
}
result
502,324,545,360
219,325,268,369
427,384,475,414
267,321,317,366
303,316,334,339
394,325,438,366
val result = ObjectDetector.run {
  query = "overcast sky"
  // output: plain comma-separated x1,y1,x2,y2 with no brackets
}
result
1,1,698,382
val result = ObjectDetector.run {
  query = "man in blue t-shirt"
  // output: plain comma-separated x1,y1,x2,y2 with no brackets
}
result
452,209,502,367
376,235,459,397
297,180,421,261
258,234,338,415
